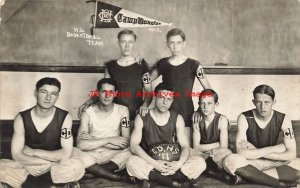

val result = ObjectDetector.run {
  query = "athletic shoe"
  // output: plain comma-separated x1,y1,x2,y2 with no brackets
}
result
52,181,80,188
118,175,136,184
141,179,151,188
0,182,12,188
278,181,297,188
82,172,96,179
177,179,199,188
232,175,245,185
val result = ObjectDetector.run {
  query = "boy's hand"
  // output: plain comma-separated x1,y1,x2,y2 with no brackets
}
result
135,54,144,65
192,111,202,124
78,103,89,119
138,106,149,117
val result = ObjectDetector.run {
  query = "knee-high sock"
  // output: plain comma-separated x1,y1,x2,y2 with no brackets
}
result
101,161,119,172
204,157,221,178
206,166,231,181
235,165,284,187
86,162,123,181
205,157,219,171
149,170,177,187
171,170,188,182
276,165,300,182
204,157,234,182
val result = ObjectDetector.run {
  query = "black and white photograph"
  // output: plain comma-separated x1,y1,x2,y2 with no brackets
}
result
0,0,300,187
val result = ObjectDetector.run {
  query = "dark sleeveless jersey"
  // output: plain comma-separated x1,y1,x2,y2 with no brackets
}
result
140,111,178,151
106,59,150,120
20,107,68,151
156,57,201,126
243,110,285,148
199,112,222,144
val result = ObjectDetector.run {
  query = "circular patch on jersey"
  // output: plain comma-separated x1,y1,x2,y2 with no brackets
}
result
142,72,151,84
283,128,294,139
196,68,204,79
148,143,181,162
61,128,72,139
121,117,130,128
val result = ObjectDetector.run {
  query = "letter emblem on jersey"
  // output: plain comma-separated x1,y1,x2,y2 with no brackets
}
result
283,128,294,139
121,117,130,128
61,128,72,139
196,68,204,79
142,72,151,84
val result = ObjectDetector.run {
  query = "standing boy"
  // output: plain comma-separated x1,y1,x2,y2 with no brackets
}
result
150,28,211,144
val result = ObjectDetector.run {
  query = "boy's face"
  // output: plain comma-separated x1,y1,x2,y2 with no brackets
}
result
199,96,217,116
118,34,135,57
35,84,59,109
155,90,174,112
98,83,115,106
252,93,275,117
167,35,186,56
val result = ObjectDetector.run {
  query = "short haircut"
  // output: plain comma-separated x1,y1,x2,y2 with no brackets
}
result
253,84,275,100
199,89,218,103
154,82,176,94
117,29,137,41
36,77,61,92
97,78,118,91
166,28,186,41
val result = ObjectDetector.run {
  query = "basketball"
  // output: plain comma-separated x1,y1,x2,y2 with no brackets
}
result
148,143,181,162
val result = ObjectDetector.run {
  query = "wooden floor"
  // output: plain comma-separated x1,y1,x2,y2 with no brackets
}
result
79,176,272,188
20,172,272,188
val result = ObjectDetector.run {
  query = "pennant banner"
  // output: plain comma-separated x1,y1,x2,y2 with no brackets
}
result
94,1,172,28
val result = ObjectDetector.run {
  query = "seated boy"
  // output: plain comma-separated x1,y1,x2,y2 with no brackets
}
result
192,89,235,183
126,82,206,188
223,85,300,187
0,77,84,188
75,78,134,183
